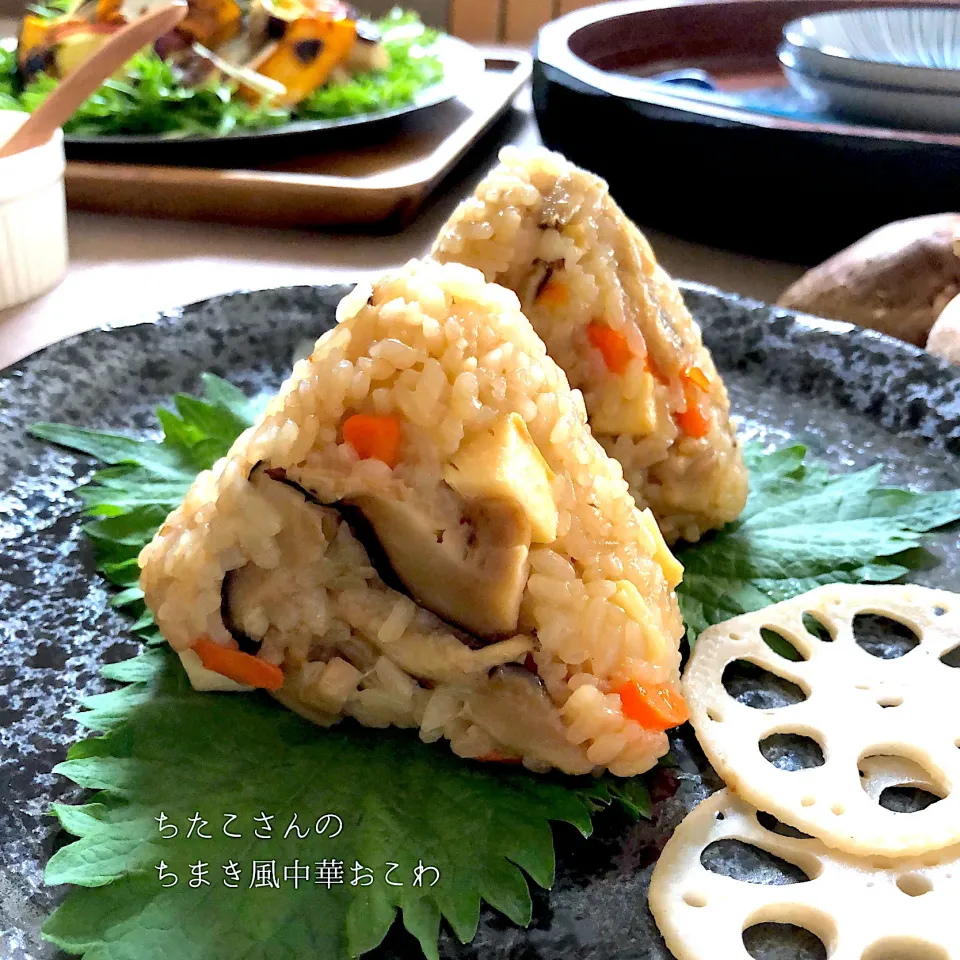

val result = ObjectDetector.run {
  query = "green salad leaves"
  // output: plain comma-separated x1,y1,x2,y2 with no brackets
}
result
29,376,960,959
0,9,443,137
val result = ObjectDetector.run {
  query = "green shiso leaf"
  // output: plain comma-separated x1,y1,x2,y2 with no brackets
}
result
42,646,602,960
675,443,960,644
31,375,960,958
0,9,443,137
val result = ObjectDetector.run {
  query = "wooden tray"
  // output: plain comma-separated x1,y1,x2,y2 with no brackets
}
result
64,52,530,230
533,0,960,262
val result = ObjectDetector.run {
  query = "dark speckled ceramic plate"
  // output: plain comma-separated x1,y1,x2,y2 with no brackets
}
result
1,283,959,960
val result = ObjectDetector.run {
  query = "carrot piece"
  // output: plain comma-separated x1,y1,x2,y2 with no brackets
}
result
476,752,524,764
676,379,710,439
537,278,569,308
342,414,402,468
95,0,124,23
586,322,632,374
684,365,712,392
617,680,689,731
193,639,284,691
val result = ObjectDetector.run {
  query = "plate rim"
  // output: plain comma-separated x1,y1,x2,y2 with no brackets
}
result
779,44,960,97
784,5,960,65
782,9,960,95
3,279,957,388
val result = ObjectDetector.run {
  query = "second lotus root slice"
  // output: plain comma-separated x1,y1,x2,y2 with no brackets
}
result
649,788,960,960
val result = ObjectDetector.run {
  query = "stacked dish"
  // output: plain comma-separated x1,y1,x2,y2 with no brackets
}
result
779,6,960,131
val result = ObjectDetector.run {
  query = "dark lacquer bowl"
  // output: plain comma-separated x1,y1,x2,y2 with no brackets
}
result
533,0,960,262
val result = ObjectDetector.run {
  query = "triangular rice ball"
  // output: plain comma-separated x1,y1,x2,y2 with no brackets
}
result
140,260,686,776
432,148,748,543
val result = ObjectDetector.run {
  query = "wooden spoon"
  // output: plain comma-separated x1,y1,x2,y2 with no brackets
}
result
0,2,187,160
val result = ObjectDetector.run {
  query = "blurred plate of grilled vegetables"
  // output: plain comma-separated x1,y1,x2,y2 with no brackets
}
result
0,2,481,161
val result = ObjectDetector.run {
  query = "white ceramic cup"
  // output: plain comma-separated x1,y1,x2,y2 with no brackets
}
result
0,111,68,311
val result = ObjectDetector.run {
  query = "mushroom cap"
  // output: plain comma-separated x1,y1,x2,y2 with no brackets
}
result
778,214,960,347
927,291,960,367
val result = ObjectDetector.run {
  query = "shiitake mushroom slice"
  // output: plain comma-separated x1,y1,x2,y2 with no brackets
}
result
222,464,531,649
349,493,531,640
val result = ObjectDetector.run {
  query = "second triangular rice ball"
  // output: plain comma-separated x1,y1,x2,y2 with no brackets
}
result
433,148,748,543
140,259,687,776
